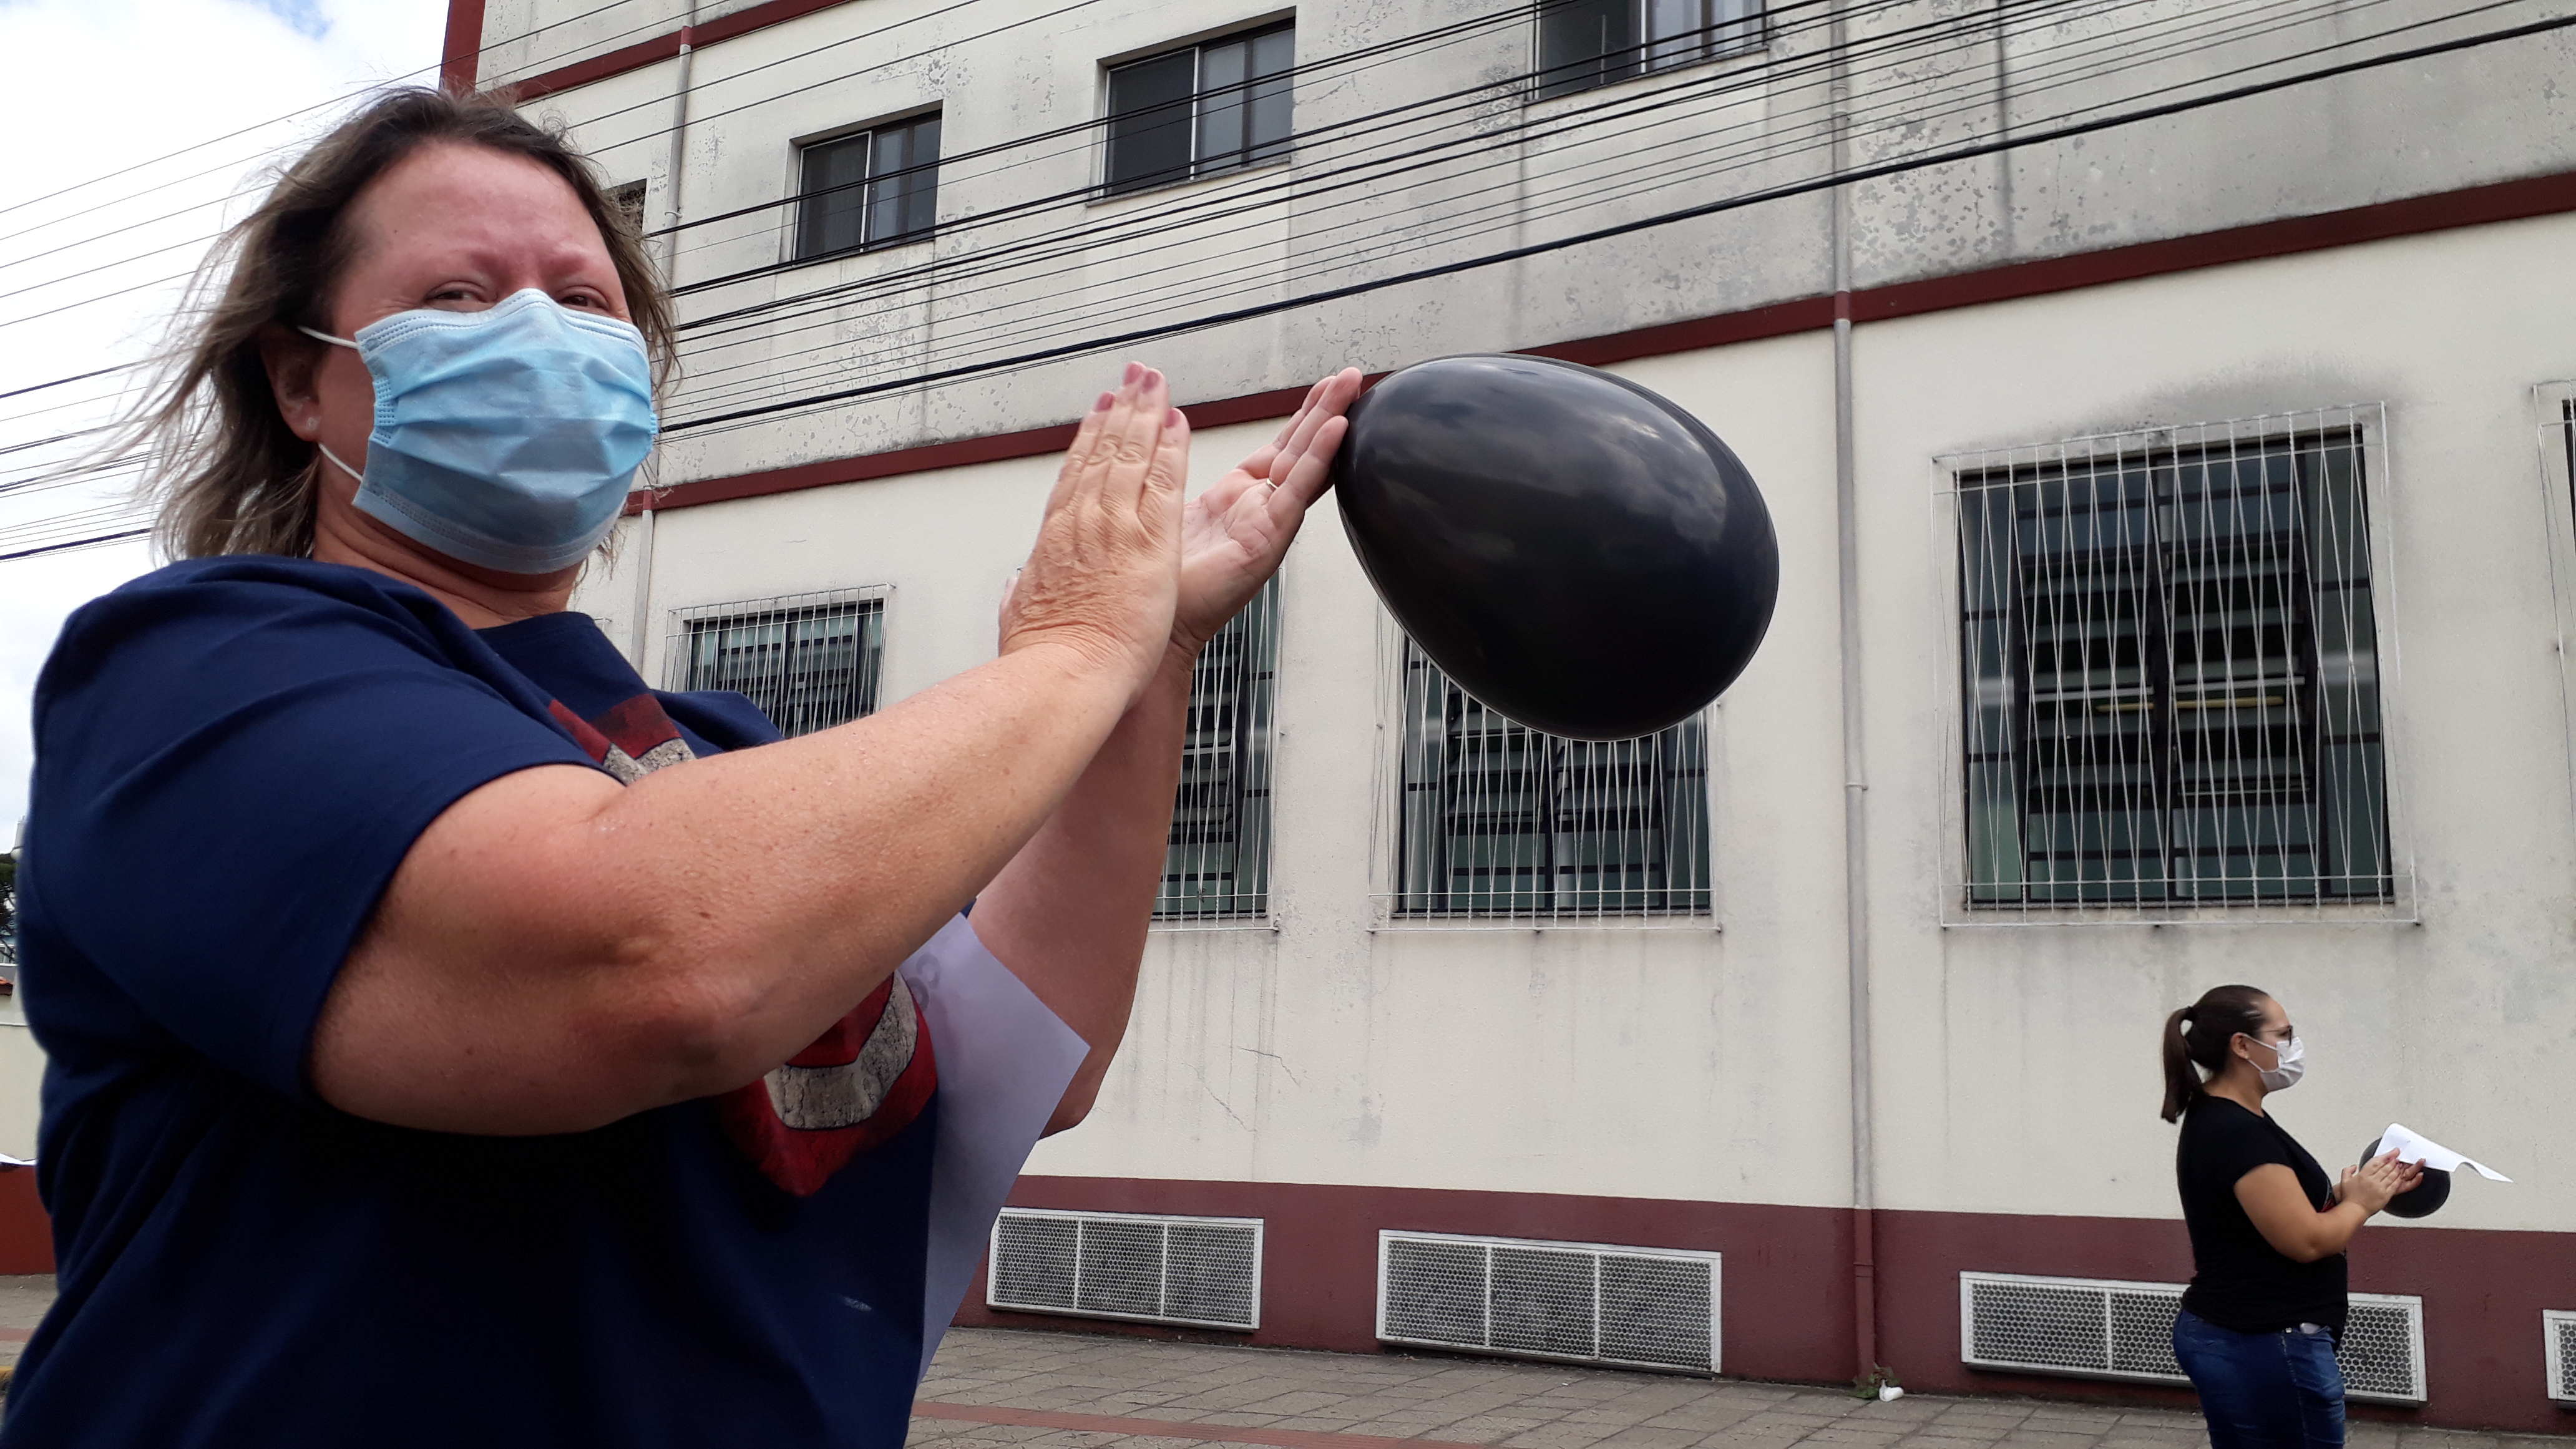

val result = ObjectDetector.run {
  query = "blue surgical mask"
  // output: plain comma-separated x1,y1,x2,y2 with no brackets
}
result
303,288,657,573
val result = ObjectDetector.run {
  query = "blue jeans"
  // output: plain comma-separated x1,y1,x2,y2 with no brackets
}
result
2172,1308,2347,1449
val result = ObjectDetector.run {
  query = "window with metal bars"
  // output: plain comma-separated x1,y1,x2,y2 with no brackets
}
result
1159,578,1279,920
1104,23,1294,196
1395,642,1710,919
1535,0,1764,101
794,112,940,260
1954,426,2391,907
666,590,886,739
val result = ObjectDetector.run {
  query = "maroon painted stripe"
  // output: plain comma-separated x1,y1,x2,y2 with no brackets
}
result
440,0,487,94
1851,168,2576,323
505,0,856,100
958,1176,2576,1435
913,1400,1485,1449
506,32,685,103
630,167,2576,518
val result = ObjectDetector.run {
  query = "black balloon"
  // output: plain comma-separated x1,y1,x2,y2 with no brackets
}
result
1330,354,1778,740
2359,1138,2450,1219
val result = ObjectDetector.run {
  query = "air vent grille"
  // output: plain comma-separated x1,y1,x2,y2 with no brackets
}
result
1960,1274,2424,1403
2545,1311,2576,1403
1377,1231,1719,1373
987,1209,1260,1330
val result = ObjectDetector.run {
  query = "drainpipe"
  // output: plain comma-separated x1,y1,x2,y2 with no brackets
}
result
1829,0,1878,1385
627,7,696,669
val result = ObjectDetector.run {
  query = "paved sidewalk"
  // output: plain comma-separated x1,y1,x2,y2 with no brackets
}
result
913,1328,2550,1449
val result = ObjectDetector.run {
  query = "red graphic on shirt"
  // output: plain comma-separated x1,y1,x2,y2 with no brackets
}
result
549,691,937,1196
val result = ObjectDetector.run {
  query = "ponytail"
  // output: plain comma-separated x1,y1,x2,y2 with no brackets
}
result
2159,984,2273,1123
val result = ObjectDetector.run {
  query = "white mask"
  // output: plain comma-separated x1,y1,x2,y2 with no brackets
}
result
2248,1034,2305,1093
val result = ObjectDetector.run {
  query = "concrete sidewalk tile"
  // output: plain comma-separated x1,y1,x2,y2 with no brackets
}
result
1493,1422,1630,1449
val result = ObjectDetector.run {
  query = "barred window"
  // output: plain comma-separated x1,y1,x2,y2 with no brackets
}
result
1536,0,1763,102
1954,422,2391,908
1158,578,1279,920
1394,642,1710,920
666,588,887,738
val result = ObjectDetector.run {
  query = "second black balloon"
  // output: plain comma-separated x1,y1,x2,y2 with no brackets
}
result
1330,354,1778,741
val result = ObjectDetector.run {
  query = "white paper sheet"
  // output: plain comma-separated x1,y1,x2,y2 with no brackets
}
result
899,914,1091,1382
2373,1122,2512,1181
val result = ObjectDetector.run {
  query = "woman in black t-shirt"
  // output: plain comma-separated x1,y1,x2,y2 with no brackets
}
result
2160,985,2420,1449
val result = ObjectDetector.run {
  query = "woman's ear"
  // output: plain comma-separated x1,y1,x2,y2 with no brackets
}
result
258,323,327,442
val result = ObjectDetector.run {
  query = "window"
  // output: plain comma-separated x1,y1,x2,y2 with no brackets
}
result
1393,642,1711,920
1158,578,1279,920
1536,0,1762,100
608,179,648,237
1953,421,2393,909
1105,23,1294,196
666,588,887,738
794,113,941,260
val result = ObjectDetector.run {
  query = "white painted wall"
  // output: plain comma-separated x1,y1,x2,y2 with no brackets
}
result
578,212,2576,1236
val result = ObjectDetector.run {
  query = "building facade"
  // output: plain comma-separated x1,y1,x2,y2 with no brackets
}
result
452,0,2576,1428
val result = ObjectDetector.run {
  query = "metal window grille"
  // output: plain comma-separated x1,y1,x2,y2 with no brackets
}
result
1535,0,1764,100
2544,1310,2576,1403
986,1208,1261,1330
1946,408,2407,920
794,112,940,260
1380,637,1711,925
1158,577,1278,924
664,588,887,738
1959,1273,2426,1403
1104,23,1294,195
1377,1230,1720,1374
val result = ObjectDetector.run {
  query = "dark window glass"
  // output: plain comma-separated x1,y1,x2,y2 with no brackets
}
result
678,597,885,738
1536,0,1762,100
1107,24,1295,196
1395,642,1711,918
795,114,940,260
608,179,648,237
1157,577,1279,919
1956,431,2391,906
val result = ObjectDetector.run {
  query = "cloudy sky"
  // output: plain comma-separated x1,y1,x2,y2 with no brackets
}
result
0,0,449,835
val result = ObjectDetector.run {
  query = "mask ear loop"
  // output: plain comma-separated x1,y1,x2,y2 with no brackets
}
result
295,327,365,483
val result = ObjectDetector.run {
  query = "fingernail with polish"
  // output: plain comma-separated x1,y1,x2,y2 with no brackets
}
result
1145,368,1164,389
1095,391,1115,412
1166,407,1183,427
1123,361,1143,385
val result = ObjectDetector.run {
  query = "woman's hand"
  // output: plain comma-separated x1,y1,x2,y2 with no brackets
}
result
1002,364,1190,699
2338,1151,2424,1216
1171,368,1364,653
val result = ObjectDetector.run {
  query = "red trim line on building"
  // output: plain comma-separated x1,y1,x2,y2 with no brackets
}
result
629,165,2576,519
962,1175,2576,1434
503,0,860,100
440,0,487,94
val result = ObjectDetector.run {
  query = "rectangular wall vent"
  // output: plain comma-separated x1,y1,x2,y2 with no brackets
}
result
1377,1230,1719,1374
1960,1273,2425,1403
2545,1310,2576,1403
987,1208,1260,1331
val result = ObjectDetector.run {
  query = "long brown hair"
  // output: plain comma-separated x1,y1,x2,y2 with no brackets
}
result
2159,984,2273,1123
124,86,673,561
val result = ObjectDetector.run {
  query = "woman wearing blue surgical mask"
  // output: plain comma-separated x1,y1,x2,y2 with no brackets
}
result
2160,986,2421,1449
9,89,1359,1448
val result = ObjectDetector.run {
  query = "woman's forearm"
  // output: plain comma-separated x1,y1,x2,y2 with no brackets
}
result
316,638,1143,1134
970,639,1198,1131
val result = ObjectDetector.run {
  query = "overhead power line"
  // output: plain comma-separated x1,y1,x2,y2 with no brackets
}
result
659,5,2576,437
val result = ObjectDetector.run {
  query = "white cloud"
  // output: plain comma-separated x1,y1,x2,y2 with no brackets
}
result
0,0,449,833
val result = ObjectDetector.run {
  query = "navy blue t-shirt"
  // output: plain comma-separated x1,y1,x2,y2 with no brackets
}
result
11,557,939,1447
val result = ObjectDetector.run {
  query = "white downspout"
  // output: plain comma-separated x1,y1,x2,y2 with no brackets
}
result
630,6,696,670
1830,0,1878,1382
